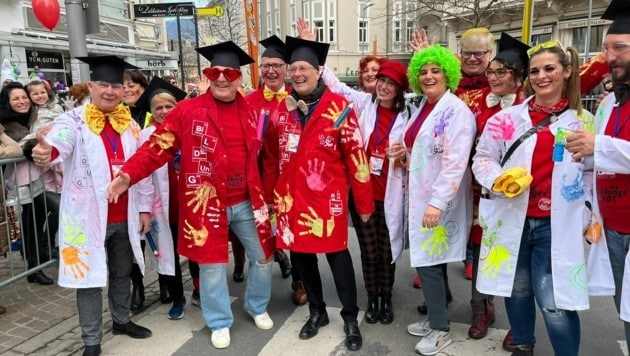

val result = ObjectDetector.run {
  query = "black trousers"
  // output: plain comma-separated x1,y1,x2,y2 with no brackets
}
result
292,249,359,323
21,192,59,268
159,224,184,301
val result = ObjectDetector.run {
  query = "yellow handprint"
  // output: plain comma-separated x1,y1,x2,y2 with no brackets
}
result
298,206,334,238
150,130,176,155
420,226,450,257
480,245,511,278
321,101,347,124
183,219,209,247
274,187,294,214
185,182,217,215
351,151,370,183
62,245,89,280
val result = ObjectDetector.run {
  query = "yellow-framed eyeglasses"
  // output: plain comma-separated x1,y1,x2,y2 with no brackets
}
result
527,39,565,57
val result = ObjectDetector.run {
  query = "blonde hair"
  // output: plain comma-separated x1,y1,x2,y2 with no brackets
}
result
461,28,495,51
149,91,177,122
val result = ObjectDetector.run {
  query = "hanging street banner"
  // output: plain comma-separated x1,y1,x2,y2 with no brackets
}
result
133,3,195,18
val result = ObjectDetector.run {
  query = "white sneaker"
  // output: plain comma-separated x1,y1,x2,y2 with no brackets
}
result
211,327,230,349
415,329,452,355
253,312,274,330
407,319,431,337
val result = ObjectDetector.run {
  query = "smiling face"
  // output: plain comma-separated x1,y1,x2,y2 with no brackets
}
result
8,88,30,114
487,60,518,97
208,65,242,102
260,57,287,92
27,83,49,106
122,80,145,106
375,76,399,107
88,81,124,113
604,34,630,85
361,60,381,94
528,52,571,104
289,60,320,97
150,96,176,124
461,40,492,76
419,64,448,103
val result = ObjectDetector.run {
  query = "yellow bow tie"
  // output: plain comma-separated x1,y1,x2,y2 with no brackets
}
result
85,104,132,135
263,88,288,101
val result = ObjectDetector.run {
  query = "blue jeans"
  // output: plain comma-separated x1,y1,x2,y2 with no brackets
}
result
505,217,580,356
604,227,630,349
199,200,272,330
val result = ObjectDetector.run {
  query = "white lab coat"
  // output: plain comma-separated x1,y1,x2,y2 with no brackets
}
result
45,105,153,288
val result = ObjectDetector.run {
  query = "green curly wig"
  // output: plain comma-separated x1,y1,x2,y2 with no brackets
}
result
407,45,462,95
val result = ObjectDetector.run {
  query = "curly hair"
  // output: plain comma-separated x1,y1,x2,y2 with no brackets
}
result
358,55,388,91
67,82,90,104
407,45,461,95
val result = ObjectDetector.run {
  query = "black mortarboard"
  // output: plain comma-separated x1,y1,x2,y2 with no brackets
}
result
195,41,254,69
284,36,330,68
260,35,285,59
493,32,530,70
135,76,187,114
602,0,630,34
76,56,138,84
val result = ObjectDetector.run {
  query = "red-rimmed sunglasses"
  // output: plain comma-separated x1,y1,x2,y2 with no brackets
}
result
203,67,242,82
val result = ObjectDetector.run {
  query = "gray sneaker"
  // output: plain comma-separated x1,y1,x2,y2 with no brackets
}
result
415,329,452,355
407,319,431,337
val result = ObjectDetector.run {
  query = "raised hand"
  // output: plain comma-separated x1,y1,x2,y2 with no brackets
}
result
297,17,317,41
409,28,435,52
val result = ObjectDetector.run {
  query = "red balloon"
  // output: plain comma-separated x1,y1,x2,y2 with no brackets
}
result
32,0,61,31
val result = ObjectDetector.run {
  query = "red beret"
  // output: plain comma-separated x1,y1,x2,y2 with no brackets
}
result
376,61,409,92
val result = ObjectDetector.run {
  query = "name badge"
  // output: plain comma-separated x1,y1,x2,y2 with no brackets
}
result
287,133,300,153
596,171,616,179
370,152,385,176
110,158,126,176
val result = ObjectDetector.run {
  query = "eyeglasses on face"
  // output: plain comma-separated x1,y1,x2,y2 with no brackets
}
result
527,39,565,57
203,67,242,82
602,42,630,56
260,63,286,71
485,68,513,78
461,50,490,59
288,66,316,74
95,81,123,90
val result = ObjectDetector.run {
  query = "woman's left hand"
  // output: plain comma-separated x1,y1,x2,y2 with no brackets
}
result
139,213,152,234
422,205,442,228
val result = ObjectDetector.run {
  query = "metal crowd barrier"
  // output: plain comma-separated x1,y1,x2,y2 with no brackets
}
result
0,156,57,288
582,96,599,114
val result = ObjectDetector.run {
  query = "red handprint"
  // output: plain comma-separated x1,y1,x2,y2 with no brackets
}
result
486,114,516,141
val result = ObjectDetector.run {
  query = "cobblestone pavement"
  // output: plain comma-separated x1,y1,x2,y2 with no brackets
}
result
0,252,190,355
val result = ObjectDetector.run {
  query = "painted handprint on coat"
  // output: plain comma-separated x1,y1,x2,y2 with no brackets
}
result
298,207,335,238
433,107,454,137
300,158,327,191
321,101,347,125
150,130,176,155
62,245,90,280
420,226,450,256
274,187,294,214
183,219,209,247
487,113,516,141
479,216,512,278
62,214,87,245
185,182,217,215
205,206,220,229
351,151,370,183
561,171,584,202
278,215,294,246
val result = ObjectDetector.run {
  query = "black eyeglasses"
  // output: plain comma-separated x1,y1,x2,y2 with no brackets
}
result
461,50,490,59
485,68,513,78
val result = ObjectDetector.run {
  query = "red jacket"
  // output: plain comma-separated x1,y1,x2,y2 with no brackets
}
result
265,88,375,253
122,92,274,264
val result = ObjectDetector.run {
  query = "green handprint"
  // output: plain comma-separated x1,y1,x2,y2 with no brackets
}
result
420,225,449,256
480,245,511,278
62,213,87,245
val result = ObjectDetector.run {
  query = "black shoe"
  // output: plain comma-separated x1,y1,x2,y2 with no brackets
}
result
379,294,394,324
417,291,453,314
277,255,292,279
233,270,245,283
299,311,329,339
511,345,534,356
27,271,54,285
82,344,101,356
344,321,362,351
112,321,152,339
365,294,379,324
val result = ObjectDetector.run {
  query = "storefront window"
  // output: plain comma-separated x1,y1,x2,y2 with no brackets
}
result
572,25,604,55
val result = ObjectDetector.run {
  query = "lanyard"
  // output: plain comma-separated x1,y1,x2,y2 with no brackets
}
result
292,100,320,128
614,105,630,137
374,108,397,148
407,103,431,143
104,130,120,158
